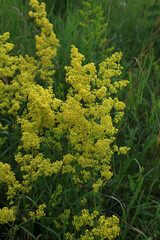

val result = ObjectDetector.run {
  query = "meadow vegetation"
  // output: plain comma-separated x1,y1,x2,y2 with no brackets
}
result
0,0,160,239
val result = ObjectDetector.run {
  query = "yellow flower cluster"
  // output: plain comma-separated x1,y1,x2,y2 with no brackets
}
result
18,85,61,150
27,85,61,128
73,209,99,231
29,0,60,85
80,198,87,205
29,204,46,221
0,33,19,116
0,32,18,79
66,210,120,240
3,54,39,116
15,153,62,192
92,215,120,240
0,207,16,224
55,45,129,191
0,162,22,204
92,178,104,193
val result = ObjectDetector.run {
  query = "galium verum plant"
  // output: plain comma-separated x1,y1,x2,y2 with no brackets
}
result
0,0,129,239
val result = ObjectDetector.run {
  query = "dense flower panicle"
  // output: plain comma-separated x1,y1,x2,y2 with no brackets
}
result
73,209,99,231
15,153,62,191
65,46,97,92
17,118,42,150
18,85,62,150
0,43,38,116
35,204,46,220
66,210,120,240
92,215,120,240
29,0,60,85
18,54,39,84
29,204,46,221
0,32,18,79
0,162,22,204
56,45,129,191
0,33,19,117
0,207,16,224
27,85,58,129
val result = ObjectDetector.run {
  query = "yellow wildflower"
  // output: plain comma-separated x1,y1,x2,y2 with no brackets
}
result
29,0,60,85
0,207,16,224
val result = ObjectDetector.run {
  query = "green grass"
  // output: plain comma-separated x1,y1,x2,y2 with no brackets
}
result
1,0,160,239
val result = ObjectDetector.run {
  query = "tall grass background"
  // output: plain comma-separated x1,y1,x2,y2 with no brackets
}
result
0,0,160,239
